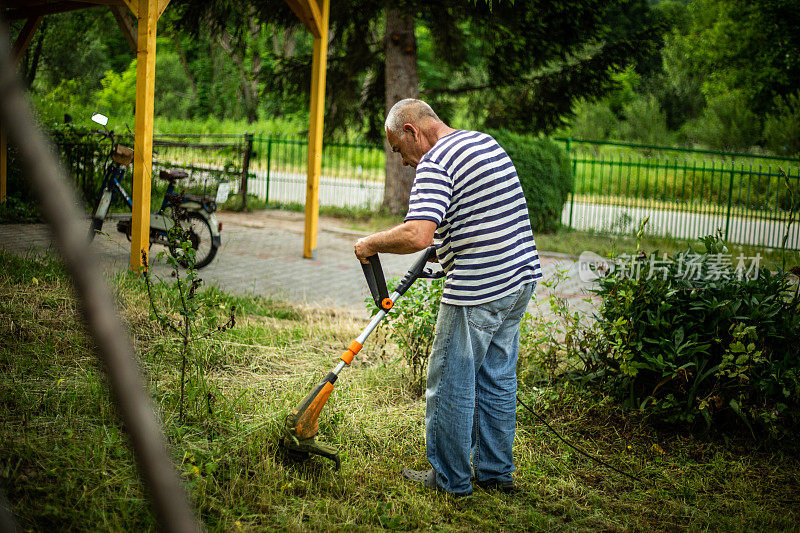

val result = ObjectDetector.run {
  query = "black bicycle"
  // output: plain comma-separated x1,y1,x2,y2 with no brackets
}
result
87,115,224,268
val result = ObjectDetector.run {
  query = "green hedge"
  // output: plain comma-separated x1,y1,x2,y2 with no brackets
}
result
488,130,573,233
584,234,800,436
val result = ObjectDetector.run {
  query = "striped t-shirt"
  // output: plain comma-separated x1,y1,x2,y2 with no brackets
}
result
404,130,542,305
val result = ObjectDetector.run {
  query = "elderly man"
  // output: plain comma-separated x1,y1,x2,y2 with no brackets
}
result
354,98,541,496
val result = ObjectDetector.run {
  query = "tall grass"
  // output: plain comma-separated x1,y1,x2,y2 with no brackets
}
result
1,250,799,531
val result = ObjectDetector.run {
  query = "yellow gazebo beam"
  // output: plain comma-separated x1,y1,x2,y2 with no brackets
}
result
110,5,138,53
122,0,138,18
127,0,167,272
284,0,329,259
284,0,323,38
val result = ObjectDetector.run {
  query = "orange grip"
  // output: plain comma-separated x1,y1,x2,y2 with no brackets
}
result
339,340,363,365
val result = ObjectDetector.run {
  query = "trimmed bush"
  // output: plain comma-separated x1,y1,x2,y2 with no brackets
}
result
582,234,800,436
488,130,573,233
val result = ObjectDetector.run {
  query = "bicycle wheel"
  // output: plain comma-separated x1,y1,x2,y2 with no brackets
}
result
168,212,218,269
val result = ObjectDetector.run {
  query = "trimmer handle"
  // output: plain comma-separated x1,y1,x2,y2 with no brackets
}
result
362,254,392,311
362,246,442,311
395,246,442,297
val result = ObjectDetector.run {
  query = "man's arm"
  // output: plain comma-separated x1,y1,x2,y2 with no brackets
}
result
354,219,437,263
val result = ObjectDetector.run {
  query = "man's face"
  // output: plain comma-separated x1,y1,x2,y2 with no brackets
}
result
386,126,428,168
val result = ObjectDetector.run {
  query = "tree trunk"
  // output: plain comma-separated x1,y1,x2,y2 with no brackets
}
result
382,8,418,215
245,16,262,124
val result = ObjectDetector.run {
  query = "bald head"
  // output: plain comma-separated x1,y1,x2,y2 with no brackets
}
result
385,99,442,135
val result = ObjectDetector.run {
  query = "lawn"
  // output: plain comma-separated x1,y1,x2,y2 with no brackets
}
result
1,250,798,531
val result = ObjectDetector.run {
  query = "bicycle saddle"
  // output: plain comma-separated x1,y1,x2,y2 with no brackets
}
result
159,169,189,181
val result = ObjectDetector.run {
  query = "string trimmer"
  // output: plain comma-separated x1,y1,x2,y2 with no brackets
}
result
280,246,442,469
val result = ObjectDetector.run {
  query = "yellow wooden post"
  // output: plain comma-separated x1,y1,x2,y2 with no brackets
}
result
303,0,330,259
130,0,160,272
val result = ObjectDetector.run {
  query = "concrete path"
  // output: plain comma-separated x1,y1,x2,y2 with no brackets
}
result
0,210,599,319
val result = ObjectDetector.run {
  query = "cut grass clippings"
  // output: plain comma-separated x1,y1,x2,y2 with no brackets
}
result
1,250,799,531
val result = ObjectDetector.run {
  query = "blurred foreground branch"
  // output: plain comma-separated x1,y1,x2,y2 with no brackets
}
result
0,20,200,533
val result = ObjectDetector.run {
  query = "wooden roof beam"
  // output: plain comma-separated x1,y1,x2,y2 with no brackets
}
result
1,1,118,20
284,0,322,38
110,4,136,52
121,0,137,18
11,15,43,63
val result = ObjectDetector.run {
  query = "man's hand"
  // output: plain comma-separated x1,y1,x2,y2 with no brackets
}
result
353,220,437,264
354,236,376,264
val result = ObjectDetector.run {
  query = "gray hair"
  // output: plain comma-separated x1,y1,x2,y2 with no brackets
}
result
384,98,441,134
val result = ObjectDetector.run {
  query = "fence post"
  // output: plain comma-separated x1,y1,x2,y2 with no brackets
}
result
240,132,254,212
265,137,272,203
724,163,735,239
566,138,576,229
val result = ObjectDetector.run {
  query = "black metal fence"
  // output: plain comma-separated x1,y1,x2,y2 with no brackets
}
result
556,138,800,249
53,131,385,212
52,130,800,251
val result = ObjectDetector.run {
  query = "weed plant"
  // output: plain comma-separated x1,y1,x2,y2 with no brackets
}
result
519,268,599,387
141,201,235,425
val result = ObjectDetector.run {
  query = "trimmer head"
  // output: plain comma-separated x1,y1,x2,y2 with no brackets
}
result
280,372,341,470
280,429,341,470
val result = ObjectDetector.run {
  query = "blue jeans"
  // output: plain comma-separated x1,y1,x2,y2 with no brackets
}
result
425,282,535,494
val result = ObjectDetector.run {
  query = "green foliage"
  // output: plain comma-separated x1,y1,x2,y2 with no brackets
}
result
569,100,619,141
663,0,800,118
368,277,443,396
518,270,596,386
682,90,762,152
583,233,800,436
489,130,573,234
31,79,93,125
614,94,673,146
94,61,137,119
0,138,37,221
565,0,800,156
0,122,106,222
49,125,115,206
763,92,800,157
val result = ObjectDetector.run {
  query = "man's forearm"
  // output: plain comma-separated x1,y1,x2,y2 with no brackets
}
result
367,223,430,254
354,219,437,262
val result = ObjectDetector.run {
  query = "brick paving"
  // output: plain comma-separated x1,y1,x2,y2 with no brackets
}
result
0,209,599,319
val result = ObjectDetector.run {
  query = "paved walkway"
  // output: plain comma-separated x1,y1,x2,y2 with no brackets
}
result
0,210,599,319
